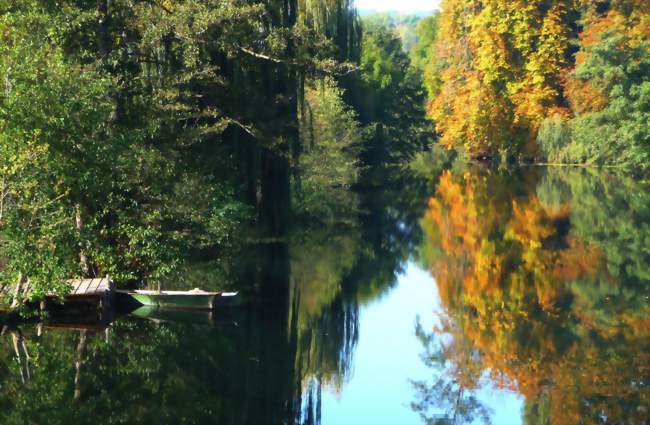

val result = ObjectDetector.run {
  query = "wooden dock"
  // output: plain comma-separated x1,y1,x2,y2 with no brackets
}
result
63,277,115,308
1,277,115,320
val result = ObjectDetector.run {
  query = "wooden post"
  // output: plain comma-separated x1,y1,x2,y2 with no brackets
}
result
20,335,31,381
10,274,23,309
12,333,24,384
106,274,114,309
37,299,46,337
76,204,90,277
11,332,30,384
20,278,30,300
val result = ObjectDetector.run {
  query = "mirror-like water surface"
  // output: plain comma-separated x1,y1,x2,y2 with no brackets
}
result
0,167,647,424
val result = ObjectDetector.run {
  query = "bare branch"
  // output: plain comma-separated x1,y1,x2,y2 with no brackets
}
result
227,119,258,138
239,47,360,76
239,47,284,63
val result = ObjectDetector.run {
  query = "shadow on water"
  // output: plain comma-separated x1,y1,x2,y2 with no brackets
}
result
0,168,431,425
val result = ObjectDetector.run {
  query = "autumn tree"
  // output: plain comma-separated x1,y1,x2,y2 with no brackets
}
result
538,0,650,168
427,0,578,157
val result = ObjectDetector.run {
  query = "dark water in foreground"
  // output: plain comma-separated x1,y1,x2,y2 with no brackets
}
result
0,167,648,425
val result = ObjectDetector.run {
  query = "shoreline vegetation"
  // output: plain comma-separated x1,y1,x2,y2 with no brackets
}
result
0,1,432,301
0,5,646,425
1,1,648,304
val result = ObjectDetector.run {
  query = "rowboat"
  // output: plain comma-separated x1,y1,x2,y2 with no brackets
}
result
119,289,239,310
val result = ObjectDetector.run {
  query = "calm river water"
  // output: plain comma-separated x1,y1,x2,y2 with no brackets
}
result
0,167,647,424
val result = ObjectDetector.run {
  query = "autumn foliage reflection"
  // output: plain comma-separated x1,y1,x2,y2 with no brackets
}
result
420,169,649,424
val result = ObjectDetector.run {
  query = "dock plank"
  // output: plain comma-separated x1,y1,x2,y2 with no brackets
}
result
67,278,110,296
1,277,112,298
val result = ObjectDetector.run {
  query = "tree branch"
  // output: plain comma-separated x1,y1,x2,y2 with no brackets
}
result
228,119,258,138
239,47,360,76
239,47,284,63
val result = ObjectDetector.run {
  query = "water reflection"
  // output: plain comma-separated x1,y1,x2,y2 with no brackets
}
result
0,167,428,425
0,167,647,425
418,167,649,424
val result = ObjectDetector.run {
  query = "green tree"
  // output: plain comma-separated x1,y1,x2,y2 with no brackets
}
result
411,13,440,73
298,78,362,220
0,0,367,298
355,22,434,173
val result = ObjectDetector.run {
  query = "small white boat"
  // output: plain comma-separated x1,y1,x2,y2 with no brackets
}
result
118,288,239,310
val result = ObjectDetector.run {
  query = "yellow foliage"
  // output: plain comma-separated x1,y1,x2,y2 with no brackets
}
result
421,169,647,423
427,0,576,155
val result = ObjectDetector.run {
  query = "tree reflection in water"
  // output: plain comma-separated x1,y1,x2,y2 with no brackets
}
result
0,170,430,425
411,319,492,425
417,167,649,425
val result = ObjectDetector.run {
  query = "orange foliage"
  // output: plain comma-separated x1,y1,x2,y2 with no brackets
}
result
565,3,650,115
426,0,649,158
421,170,648,422
428,0,576,155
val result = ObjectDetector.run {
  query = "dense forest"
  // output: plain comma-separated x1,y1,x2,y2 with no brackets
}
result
0,3,648,424
1,0,648,299
422,0,649,168
0,1,433,299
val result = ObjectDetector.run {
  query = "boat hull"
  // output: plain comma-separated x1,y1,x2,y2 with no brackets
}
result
130,306,214,325
121,290,239,311
130,293,215,310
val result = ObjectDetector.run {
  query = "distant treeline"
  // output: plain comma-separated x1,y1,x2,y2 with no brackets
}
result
420,0,649,170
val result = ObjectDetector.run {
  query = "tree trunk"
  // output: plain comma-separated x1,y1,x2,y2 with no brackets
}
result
76,204,90,277
10,274,23,309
